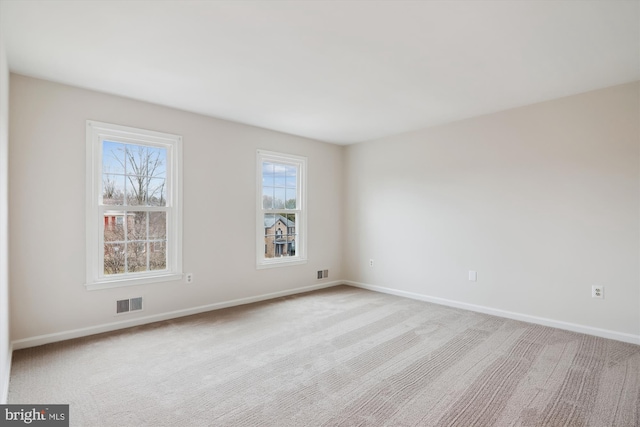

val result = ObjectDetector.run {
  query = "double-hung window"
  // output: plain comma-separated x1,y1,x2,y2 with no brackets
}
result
86,121,183,289
257,150,307,268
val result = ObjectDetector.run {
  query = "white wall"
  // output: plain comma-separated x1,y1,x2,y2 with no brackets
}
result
9,74,343,344
345,82,640,340
0,21,10,403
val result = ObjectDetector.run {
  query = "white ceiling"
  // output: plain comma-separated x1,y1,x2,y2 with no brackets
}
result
1,1,638,145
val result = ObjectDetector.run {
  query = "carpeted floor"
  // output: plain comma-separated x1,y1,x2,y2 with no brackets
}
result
8,285,640,426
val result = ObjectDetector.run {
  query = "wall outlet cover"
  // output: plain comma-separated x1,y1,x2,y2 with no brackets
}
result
592,285,604,299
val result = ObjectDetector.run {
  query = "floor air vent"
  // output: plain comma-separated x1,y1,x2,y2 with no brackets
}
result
117,297,143,314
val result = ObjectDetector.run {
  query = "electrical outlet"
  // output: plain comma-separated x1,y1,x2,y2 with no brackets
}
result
369,259,374,267
185,273,193,284
317,270,323,279
592,285,604,299
468,270,477,282
323,269,328,278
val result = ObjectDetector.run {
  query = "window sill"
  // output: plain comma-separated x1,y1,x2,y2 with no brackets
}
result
85,273,184,291
256,258,307,270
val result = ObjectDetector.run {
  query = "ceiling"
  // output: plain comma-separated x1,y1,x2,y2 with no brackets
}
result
1,1,638,145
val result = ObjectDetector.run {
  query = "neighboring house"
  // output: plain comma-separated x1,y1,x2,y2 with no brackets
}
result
104,212,133,231
264,215,295,258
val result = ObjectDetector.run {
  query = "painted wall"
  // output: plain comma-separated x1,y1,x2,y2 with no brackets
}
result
344,82,640,338
9,74,343,342
0,23,11,403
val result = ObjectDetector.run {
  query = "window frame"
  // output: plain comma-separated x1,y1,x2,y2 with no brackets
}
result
256,150,307,269
86,120,183,290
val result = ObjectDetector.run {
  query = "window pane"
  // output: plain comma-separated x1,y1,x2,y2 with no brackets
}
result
127,241,147,273
102,174,125,205
104,243,125,275
264,214,275,236
284,213,296,256
262,162,274,187
125,144,148,177
103,141,125,175
274,173,286,188
263,186,274,209
274,187,286,209
149,212,166,239
274,164,287,191
285,188,296,209
285,166,297,188
147,178,166,206
104,213,125,242
264,213,275,258
150,241,167,271
146,146,167,178
126,175,147,206
284,213,296,230
129,211,148,241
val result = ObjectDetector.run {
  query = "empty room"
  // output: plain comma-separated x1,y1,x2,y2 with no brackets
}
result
0,1,639,426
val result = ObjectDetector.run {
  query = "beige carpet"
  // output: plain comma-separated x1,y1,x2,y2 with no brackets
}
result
8,285,640,426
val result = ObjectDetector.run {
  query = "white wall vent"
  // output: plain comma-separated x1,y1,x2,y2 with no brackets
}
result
116,297,143,314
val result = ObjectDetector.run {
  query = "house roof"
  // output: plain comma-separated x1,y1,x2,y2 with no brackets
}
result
264,215,295,229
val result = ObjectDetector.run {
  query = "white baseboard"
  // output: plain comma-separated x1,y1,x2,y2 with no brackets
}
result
11,281,342,350
11,279,639,351
1,343,12,404
345,281,640,345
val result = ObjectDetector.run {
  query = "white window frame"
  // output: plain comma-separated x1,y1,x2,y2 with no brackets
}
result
256,150,307,269
86,121,183,290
